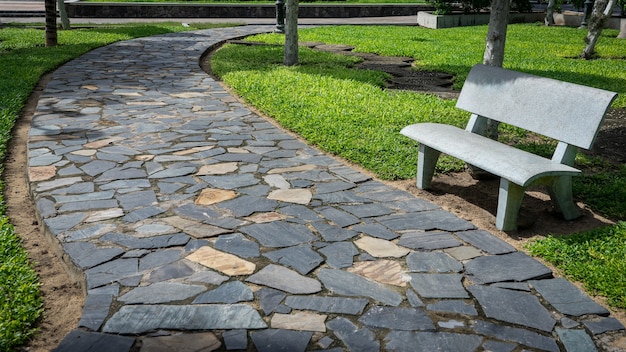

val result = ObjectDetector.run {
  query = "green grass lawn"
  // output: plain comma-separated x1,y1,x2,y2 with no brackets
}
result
0,21,238,351
210,24,626,309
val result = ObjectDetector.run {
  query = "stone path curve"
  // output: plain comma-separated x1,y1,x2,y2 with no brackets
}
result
29,26,625,351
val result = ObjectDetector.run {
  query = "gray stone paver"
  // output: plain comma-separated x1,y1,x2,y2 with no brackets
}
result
31,26,624,351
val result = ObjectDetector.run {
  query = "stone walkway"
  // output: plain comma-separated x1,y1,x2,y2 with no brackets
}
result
29,26,624,351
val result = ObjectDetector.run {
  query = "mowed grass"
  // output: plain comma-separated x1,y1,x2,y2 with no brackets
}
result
210,24,626,309
0,21,238,350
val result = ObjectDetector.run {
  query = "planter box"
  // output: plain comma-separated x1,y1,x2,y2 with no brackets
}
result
417,11,545,29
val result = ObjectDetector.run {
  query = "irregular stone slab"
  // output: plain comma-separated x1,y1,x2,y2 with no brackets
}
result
445,245,483,261
54,330,135,352
263,244,323,275
583,317,625,335
377,210,474,232
318,241,358,269
530,278,609,316
195,188,237,205
339,203,394,218
384,331,482,352
118,282,206,304
140,332,221,352
406,251,463,273
473,320,559,352
409,273,468,298
63,241,124,269
354,236,410,258
327,317,379,352
359,306,435,331
78,294,113,331
455,230,516,255
246,264,322,294
397,230,462,250
245,211,287,223
311,222,358,242
318,268,403,306
193,281,253,304
347,259,408,287
352,223,399,240
556,328,597,352
271,311,327,332
147,261,195,282
257,288,287,315
465,252,553,284
240,222,318,248
468,285,556,332
103,304,267,334
222,330,248,350
317,206,360,227
162,216,230,238
84,258,140,289
268,189,312,205
217,195,278,217
251,329,313,352
285,295,368,315
186,246,256,276
427,300,478,316
196,162,238,175
148,166,196,179
215,233,260,258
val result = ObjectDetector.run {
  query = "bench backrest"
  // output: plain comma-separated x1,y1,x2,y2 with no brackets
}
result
456,64,617,150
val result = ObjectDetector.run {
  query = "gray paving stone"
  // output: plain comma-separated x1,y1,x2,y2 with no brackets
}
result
147,261,195,282
315,181,356,194
103,304,267,333
317,241,358,269
318,268,402,306
63,242,124,269
313,190,371,204
339,203,394,218
278,204,320,221
257,287,286,315
397,230,463,250
53,330,135,352
473,320,559,352
311,222,358,242
118,190,158,211
409,273,468,298
95,167,147,182
240,222,318,248
351,223,399,240
78,294,113,331
384,331,482,352
377,210,475,232
36,198,56,218
44,212,85,235
251,329,312,352
263,244,324,275
327,317,379,352
201,174,260,189
530,278,609,316
406,289,425,307
217,195,278,217
427,300,478,316
223,329,248,350
285,295,368,315
193,281,253,304
556,328,597,352
119,282,206,304
490,282,530,291
359,306,435,331
246,264,322,294
464,252,553,284
173,203,221,222
481,340,516,352
139,248,184,271
406,251,463,273
582,317,625,335
317,206,360,227
468,285,556,332
215,233,260,258
455,230,516,255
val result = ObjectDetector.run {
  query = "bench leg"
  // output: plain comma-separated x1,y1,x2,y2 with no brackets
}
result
496,179,525,231
547,176,581,220
417,144,440,189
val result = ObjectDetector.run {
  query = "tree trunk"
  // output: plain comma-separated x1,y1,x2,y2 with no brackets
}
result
45,0,57,47
283,0,299,66
581,0,617,59
58,0,70,30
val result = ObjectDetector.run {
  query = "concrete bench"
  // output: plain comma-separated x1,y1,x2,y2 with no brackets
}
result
400,64,617,231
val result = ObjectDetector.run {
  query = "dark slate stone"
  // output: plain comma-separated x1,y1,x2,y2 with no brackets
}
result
382,198,440,212
317,241,358,269
148,166,196,179
201,173,260,189
263,244,323,275
555,328,597,352
311,222,358,242
273,304,292,314
278,204,320,221
52,330,135,352
240,222,318,248
426,300,478,316
406,251,463,273
327,317,379,352
63,242,124,269
406,289,425,307
491,282,531,292
285,295,368,315
85,258,140,289
409,273,468,298
251,329,312,352
473,320,559,352
359,306,435,331
339,203,394,218
455,230,516,255
397,230,463,250
582,317,625,335
147,261,195,282
117,190,158,211
44,212,85,235
78,294,113,331
387,332,483,352
318,268,402,306
215,233,260,258
223,329,248,350
122,205,166,223
246,264,322,294
561,317,580,329
100,232,187,250
464,252,553,284
95,167,147,182
481,340,516,352
468,285,556,332
59,199,119,213
315,181,356,194
376,210,475,232
257,288,287,315
317,206,360,228
80,159,117,177
36,197,56,218
216,195,278,217
352,223,399,240
193,281,253,304
313,191,371,205
530,278,609,316
119,282,206,304
139,248,183,271
103,304,267,333
173,203,221,222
